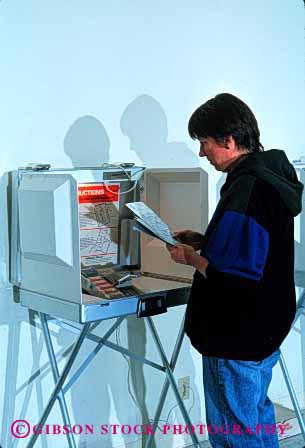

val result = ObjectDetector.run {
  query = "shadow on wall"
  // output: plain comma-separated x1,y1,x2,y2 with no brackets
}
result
62,115,155,448
120,94,200,168
64,115,110,181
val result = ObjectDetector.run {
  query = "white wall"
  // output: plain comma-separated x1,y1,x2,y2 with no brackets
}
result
0,1,304,447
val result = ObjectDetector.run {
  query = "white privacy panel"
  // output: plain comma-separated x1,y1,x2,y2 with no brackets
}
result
141,168,208,278
19,176,73,266
18,174,82,302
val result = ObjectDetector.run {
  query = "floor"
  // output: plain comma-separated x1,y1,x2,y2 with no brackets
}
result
186,435,305,447
185,404,305,447
280,433,305,447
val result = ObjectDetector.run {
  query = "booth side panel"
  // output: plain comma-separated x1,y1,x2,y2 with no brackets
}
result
17,174,82,303
141,168,208,278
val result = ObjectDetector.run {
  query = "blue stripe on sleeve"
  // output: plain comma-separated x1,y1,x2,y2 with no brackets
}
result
203,211,269,281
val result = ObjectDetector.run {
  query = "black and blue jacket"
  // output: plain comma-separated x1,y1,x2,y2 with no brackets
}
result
185,149,304,361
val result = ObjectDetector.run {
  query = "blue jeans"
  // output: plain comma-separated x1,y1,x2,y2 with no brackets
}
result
202,349,280,448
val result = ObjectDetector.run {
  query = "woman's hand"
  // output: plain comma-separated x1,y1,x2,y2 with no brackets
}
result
167,243,197,265
167,242,209,277
173,230,204,251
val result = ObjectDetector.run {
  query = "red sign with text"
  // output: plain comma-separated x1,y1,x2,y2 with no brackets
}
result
78,184,119,204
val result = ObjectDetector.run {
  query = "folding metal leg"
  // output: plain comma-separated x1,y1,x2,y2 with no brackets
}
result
1,320,21,447
26,313,200,448
146,316,201,448
39,313,77,448
62,317,125,394
279,350,305,442
277,290,305,443
145,314,187,448
57,317,166,397
26,318,91,448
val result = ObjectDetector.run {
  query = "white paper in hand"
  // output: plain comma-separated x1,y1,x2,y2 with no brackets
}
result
126,202,177,246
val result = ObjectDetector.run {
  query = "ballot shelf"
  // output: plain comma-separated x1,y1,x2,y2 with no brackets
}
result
19,275,190,323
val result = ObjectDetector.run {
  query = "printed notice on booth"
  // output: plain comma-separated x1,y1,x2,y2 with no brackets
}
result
78,184,120,266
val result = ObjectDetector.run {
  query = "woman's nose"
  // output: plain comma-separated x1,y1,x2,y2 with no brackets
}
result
199,144,206,157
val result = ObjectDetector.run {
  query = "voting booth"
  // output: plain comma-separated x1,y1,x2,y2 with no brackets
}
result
9,164,208,448
10,165,208,323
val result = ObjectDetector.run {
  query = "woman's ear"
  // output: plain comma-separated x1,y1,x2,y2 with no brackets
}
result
224,136,235,150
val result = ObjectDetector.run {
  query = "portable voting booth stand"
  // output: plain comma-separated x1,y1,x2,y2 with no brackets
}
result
10,165,208,448
278,161,305,443
10,163,305,447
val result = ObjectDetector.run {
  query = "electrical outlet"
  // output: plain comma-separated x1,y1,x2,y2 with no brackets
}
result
178,376,190,400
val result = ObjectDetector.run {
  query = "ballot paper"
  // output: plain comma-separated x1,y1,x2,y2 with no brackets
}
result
78,184,120,266
125,201,178,246
133,219,159,238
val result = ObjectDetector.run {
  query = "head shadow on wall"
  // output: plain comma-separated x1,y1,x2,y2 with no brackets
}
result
120,94,199,168
64,115,110,180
